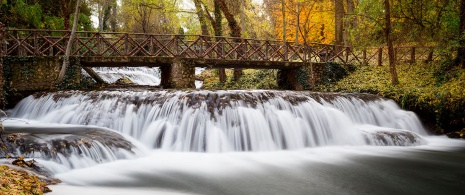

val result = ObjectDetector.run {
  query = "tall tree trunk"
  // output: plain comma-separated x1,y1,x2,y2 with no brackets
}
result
110,0,117,32
334,0,344,46
215,0,241,37
214,1,226,83
383,0,399,85
344,0,355,46
61,0,70,30
57,0,82,83
194,0,210,36
241,0,246,37
282,0,286,41
459,0,465,68
295,2,299,44
215,0,242,81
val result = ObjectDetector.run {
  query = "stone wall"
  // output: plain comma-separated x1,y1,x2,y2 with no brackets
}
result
2,56,81,107
160,59,195,88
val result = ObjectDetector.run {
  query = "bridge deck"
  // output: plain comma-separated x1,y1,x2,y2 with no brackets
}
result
81,56,303,69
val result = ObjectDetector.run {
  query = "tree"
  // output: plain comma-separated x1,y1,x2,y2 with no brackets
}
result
120,0,180,34
383,0,398,85
334,0,344,45
265,0,335,44
344,0,355,46
459,0,465,68
215,0,243,80
57,0,82,83
193,0,210,36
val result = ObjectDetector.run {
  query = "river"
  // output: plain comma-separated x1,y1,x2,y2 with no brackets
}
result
1,68,464,194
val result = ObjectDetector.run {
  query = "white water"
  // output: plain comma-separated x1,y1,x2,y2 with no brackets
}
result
6,90,462,194
86,67,205,88
9,91,426,153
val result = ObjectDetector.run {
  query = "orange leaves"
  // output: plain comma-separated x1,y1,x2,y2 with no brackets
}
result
268,0,335,44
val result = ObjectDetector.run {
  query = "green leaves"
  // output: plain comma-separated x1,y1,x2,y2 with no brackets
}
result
327,61,465,134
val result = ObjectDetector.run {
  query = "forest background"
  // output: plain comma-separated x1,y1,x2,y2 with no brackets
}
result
1,0,465,136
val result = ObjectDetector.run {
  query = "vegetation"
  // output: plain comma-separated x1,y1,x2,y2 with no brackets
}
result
1,0,465,134
323,61,465,136
0,165,51,195
200,69,279,89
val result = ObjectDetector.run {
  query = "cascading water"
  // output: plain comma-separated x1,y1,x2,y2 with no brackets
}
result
9,90,426,153
85,67,205,88
4,90,465,195
87,67,161,85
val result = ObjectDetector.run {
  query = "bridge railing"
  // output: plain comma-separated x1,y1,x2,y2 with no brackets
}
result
6,28,441,66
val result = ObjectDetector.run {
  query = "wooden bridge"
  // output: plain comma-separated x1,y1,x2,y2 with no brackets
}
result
0,27,437,89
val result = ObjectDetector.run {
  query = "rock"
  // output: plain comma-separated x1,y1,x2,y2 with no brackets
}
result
115,77,134,85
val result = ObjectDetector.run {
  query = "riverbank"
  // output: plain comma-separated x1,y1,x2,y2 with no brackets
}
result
323,61,465,137
0,165,51,194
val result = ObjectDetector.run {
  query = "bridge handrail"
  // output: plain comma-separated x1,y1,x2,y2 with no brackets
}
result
0,27,437,65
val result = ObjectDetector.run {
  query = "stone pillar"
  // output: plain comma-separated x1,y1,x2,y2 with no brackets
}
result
160,59,195,88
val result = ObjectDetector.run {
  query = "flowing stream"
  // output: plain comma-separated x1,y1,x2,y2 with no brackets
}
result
4,88,465,194
2,71,465,194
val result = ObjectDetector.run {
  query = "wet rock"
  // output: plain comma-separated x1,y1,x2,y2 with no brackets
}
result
115,77,135,85
0,126,134,160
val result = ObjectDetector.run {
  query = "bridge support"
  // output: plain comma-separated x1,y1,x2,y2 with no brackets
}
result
277,63,327,90
277,69,301,90
160,59,195,88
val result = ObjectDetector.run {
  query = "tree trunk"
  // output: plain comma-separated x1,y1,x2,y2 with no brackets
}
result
110,0,117,32
194,0,210,36
215,0,242,81
241,0,246,37
282,0,286,41
295,2,300,44
213,1,226,83
61,0,70,30
334,0,344,46
459,0,465,68
57,0,81,83
383,0,399,85
344,0,355,46
215,0,241,38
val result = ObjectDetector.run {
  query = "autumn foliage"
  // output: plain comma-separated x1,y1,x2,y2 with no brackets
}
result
266,0,335,44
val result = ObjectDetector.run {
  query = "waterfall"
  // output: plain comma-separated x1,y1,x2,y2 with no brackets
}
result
1,123,142,172
88,67,161,85
9,90,427,152
85,67,205,88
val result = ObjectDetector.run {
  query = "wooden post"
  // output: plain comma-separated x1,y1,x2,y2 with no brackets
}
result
97,32,101,56
378,47,383,66
173,35,178,56
427,49,433,62
265,41,270,60
363,49,367,65
284,41,289,61
410,47,416,64
345,47,349,64
124,34,129,56
49,41,54,56
33,31,38,55
199,36,203,57
149,35,154,55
